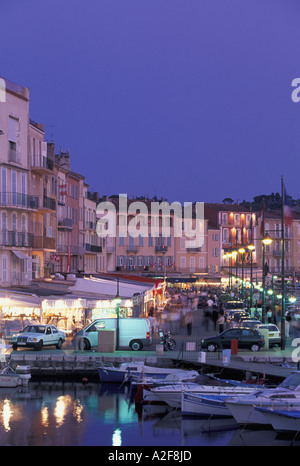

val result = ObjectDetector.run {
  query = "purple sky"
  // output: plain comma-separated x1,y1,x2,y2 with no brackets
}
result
1,0,300,203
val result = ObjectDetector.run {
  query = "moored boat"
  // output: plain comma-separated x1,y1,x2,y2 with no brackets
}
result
98,361,198,384
181,392,235,417
225,371,300,425
150,383,259,409
0,364,31,387
255,407,300,433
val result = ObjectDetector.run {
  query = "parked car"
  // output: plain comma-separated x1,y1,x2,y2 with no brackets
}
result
201,327,265,352
226,312,251,326
256,323,281,347
224,301,246,311
225,310,249,320
10,325,66,350
238,319,262,329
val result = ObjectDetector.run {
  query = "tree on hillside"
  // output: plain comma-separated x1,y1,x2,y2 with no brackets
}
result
222,197,234,204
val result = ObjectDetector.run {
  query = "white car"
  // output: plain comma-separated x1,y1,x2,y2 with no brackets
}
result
11,325,66,350
256,323,281,347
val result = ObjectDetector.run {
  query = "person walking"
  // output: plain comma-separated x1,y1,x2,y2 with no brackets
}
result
217,312,225,334
148,310,155,338
212,305,219,331
185,311,193,336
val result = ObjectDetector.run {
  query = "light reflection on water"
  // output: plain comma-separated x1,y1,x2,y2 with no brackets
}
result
0,381,298,446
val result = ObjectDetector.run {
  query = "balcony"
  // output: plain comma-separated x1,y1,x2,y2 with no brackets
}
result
186,246,202,252
8,149,21,164
31,154,54,173
58,218,73,231
32,236,56,250
155,245,168,253
0,231,33,248
85,243,102,253
127,245,140,254
39,195,56,212
57,245,85,255
0,192,38,210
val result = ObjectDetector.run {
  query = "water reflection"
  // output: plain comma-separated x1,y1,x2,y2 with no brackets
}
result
0,381,299,446
2,399,12,432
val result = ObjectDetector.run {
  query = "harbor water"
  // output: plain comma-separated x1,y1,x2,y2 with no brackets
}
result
0,381,299,447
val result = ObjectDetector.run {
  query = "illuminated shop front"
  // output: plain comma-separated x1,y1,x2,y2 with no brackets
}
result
0,296,42,336
41,297,134,332
41,298,86,332
87,298,133,321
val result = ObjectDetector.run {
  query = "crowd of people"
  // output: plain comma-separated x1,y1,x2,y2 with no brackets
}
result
147,285,300,342
148,286,227,338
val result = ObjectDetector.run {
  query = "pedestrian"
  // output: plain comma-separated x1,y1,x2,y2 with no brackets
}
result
217,312,225,334
212,305,219,331
286,311,292,338
148,310,155,338
266,306,272,324
185,311,193,336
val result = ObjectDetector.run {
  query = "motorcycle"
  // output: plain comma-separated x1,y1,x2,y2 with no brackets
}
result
158,329,176,351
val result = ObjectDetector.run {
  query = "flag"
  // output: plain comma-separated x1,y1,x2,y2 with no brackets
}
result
50,253,60,263
283,184,292,226
66,246,71,273
59,184,67,197
259,202,264,236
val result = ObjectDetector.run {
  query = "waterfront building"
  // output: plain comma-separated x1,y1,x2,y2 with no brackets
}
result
204,203,256,280
29,122,57,278
175,217,221,276
0,78,36,287
56,149,85,274
96,195,176,276
254,209,300,278
83,184,103,273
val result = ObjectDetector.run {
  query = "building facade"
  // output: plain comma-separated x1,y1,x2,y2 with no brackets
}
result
83,184,103,273
254,210,300,277
56,150,85,274
29,123,57,278
0,78,35,287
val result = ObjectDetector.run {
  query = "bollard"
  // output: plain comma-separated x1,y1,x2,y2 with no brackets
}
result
231,339,238,355
156,344,164,356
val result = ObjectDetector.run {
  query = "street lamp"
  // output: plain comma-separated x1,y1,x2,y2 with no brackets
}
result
261,233,273,323
227,252,233,291
114,275,121,350
248,243,255,307
238,247,245,301
231,250,238,290
262,233,272,246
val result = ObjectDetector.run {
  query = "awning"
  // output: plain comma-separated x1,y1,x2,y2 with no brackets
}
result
13,251,28,260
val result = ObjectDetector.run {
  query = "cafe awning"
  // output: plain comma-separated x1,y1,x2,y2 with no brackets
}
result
13,251,29,260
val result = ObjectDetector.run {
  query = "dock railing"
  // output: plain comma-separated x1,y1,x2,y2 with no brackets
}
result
175,339,222,363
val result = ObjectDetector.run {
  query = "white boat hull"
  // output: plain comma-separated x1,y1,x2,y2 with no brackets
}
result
0,375,21,388
226,398,300,425
0,365,31,387
182,393,232,417
152,385,258,409
256,408,300,432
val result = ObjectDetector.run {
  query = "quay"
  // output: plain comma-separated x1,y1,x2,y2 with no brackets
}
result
4,345,298,383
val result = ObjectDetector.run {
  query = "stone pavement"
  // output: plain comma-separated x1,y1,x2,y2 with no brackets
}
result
150,307,299,359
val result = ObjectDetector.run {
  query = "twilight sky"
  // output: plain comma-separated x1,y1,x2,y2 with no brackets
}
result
1,0,300,204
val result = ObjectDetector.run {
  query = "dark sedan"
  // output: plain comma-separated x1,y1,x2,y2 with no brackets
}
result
201,327,265,352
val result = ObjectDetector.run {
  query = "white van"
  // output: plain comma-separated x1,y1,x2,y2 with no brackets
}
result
74,318,152,351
